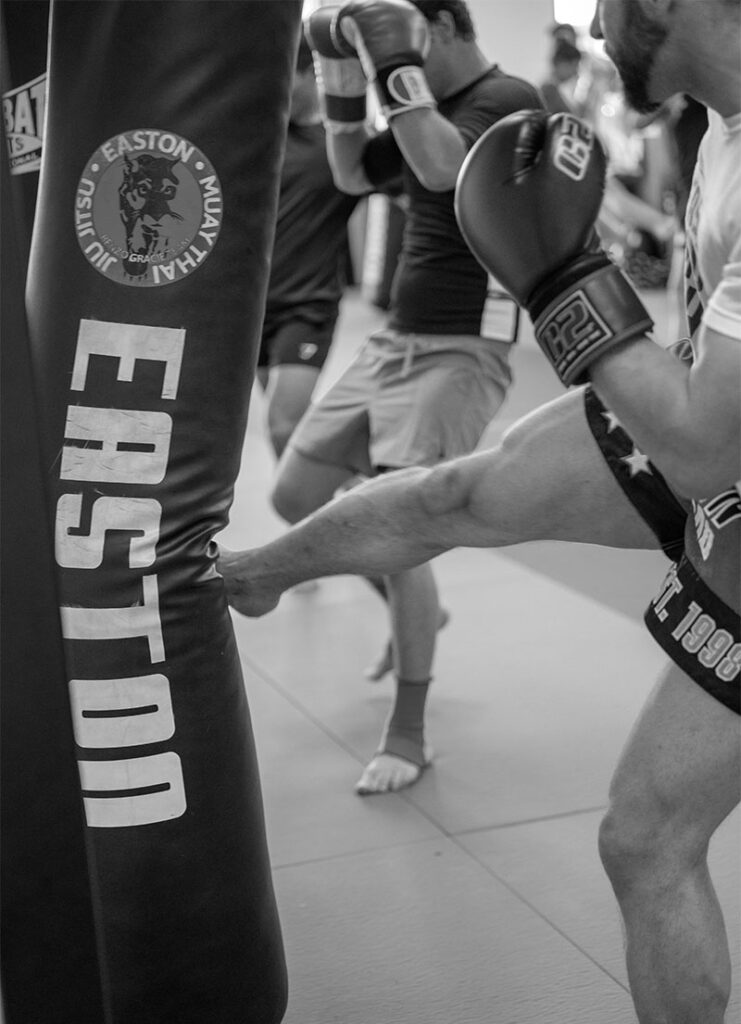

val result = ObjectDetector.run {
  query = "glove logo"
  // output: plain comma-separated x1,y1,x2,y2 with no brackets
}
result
75,129,223,287
552,115,594,182
538,289,610,374
385,66,434,108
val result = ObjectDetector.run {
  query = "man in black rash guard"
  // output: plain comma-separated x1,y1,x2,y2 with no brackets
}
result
239,0,543,796
256,38,359,458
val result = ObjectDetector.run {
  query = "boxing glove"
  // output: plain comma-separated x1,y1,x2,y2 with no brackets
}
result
339,0,435,120
304,5,367,133
455,110,654,386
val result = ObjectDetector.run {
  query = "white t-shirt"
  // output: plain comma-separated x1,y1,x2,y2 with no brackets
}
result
684,108,741,500
684,109,741,345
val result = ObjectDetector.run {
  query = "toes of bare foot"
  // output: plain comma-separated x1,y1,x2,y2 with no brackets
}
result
354,752,430,795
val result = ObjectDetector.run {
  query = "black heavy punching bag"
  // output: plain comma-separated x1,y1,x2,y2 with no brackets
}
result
24,1,301,1021
1,9,106,1022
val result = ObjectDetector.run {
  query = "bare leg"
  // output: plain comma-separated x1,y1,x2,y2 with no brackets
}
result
221,393,663,612
363,594,449,682
599,663,740,1023
221,391,667,797
270,446,351,525
264,364,320,459
356,562,439,794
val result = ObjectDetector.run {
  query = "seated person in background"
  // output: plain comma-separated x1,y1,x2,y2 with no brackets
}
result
540,38,583,115
584,57,676,284
257,37,359,458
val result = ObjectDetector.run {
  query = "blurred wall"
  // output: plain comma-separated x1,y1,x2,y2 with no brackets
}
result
468,0,556,92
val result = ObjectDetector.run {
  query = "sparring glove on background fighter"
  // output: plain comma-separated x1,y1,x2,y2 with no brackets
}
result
304,4,368,133
455,110,654,386
336,0,436,120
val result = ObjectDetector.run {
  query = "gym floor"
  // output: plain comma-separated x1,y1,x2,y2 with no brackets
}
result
220,286,740,1024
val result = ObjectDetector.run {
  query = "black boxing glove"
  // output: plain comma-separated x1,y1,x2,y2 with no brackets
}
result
339,0,435,120
455,110,653,386
304,5,367,133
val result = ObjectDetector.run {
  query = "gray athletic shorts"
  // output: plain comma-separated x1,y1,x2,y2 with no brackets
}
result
288,328,513,475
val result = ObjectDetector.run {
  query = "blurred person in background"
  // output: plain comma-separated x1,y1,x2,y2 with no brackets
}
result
239,0,542,796
540,37,583,115
257,38,360,459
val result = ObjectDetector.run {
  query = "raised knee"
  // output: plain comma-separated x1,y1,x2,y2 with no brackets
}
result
267,422,294,460
266,404,304,460
270,477,309,524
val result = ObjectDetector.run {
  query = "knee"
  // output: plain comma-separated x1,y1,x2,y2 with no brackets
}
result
266,404,304,461
598,793,705,897
267,421,295,460
598,805,653,893
270,473,315,524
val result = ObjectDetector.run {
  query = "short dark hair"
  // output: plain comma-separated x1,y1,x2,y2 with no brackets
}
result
550,21,577,43
411,0,476,41
553,40,581,65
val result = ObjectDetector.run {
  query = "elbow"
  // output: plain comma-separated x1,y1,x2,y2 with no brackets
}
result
330,165,371,195
415,168,457,192
333,174,369,196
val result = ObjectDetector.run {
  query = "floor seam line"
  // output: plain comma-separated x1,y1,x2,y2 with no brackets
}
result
451,833,631,995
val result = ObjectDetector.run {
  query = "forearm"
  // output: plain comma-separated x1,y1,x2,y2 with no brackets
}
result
327,125,374,193
390,107,468,191
452,107,740,500
590,333,741,497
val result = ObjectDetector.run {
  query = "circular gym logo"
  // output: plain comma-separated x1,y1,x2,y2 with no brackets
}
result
75,129,223,287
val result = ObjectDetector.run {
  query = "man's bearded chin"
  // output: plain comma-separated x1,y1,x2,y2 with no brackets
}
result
616,56,664,114
610,14,668,114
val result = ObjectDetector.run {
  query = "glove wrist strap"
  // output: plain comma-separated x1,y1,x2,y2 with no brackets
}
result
323,93,367,128
530,257,654,386
314,56,367,130
375,64,436,118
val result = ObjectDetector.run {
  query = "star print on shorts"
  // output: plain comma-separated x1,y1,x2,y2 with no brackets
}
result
584,387,687,560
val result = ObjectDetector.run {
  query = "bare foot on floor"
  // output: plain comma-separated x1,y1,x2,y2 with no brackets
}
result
354,749,432,795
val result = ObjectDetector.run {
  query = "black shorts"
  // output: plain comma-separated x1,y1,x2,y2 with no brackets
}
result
258,312,337,370
585,387,740,715
584,387,688,560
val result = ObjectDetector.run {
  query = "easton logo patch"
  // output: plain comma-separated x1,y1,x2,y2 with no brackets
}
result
75,129,223,287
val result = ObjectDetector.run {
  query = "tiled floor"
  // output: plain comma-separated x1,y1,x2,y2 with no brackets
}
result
220,287,740,1024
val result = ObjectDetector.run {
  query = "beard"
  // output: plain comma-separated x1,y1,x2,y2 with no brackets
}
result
605,3,669,114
